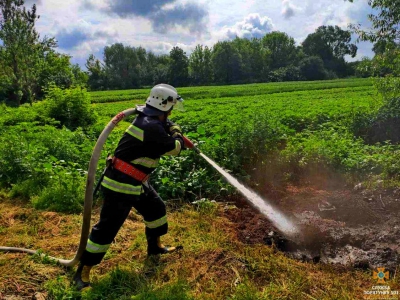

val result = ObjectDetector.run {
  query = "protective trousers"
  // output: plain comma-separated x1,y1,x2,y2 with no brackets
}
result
80,184,167,266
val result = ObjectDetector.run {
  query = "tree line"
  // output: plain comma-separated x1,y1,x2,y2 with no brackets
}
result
0,0,399,105
86,26,361,91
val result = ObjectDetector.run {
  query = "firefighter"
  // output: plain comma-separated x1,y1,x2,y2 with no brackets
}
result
74,84,186,291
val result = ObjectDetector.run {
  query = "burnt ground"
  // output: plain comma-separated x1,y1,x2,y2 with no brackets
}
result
224,184,400,271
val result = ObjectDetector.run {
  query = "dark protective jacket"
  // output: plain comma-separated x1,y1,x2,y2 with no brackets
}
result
101,112,183,195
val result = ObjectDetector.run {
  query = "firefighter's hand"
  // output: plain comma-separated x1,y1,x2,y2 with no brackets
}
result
167,121,182,138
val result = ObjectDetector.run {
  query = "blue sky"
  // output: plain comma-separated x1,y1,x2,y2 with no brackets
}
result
27,0,375,67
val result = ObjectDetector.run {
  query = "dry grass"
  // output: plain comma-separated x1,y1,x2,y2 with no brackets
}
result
0,196,398,300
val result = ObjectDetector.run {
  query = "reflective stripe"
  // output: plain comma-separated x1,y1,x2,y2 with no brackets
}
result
145,216,167,229
169,125,181,132
101,176,142,195
86,239,110,254
131,157,159,168
164,140,181,156
126,125,144,141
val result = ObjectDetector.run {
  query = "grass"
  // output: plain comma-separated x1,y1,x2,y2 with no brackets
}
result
1,196,398,300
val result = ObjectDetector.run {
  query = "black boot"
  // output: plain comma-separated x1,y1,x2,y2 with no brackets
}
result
73,264,92,291
146,236,181,256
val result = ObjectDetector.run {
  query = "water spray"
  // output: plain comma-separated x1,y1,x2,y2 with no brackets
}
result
183,136,299,238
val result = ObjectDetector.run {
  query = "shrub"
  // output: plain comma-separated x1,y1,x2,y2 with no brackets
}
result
268,66,302,82
31,165,86,213
45,85,97,130
0,101,56,127
280,124,400,182
215,113,288,175
0,123,93,213
299,56,327,81
352,97,400,144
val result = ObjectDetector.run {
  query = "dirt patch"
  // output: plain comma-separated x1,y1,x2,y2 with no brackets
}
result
224,185,400,271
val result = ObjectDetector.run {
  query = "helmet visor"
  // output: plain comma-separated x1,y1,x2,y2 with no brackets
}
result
175,96,185,112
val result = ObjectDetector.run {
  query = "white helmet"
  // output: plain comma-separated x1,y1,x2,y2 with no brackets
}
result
145,84,184,113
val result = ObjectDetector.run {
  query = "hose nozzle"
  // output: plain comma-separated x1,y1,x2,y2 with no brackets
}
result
183,136,200,153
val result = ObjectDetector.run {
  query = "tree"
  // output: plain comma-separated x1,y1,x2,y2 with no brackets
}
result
231,37,270,83
261,31,298,70
347,0,400,95
189,44,213,85
347,0,400,144
38,52,75,93
354,57,374,78
212,41,242,84
347,0,400,44
152,54,170,85
299,56,327,81
0,0,56,105
302,25,357,77
168,46,189,87
103,43,142,89
303,26,357,60
86,54,106,90
372,39,399,55
71,64,89,87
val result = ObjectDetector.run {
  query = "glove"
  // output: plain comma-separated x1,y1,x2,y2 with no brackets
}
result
166,120,182,138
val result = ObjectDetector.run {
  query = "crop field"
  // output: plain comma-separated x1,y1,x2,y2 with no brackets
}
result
89,78,373,103
92,80,376,134
2,78,400,299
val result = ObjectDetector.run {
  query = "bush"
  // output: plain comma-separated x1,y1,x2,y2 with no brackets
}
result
152,153,227,202
0,102,56,127
299,56,327,81
268,66,302,82
216,113,288,174
31,164,86,213
45,86,97,130
0,123,93,213
280,124,400,182
352,97,400,144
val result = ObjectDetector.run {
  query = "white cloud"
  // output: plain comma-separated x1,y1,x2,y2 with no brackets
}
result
144,41,195,56
220,13,275,40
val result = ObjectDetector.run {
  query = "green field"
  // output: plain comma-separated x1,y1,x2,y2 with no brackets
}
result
89,78,373,103
92,80,376,134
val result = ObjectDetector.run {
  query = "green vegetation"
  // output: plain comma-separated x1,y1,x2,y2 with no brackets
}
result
0,0,87,106
2,78,399,213
89,78,373,103
1,77,400,298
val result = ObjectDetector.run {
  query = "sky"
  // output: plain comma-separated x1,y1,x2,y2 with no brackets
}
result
25,0,375,67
